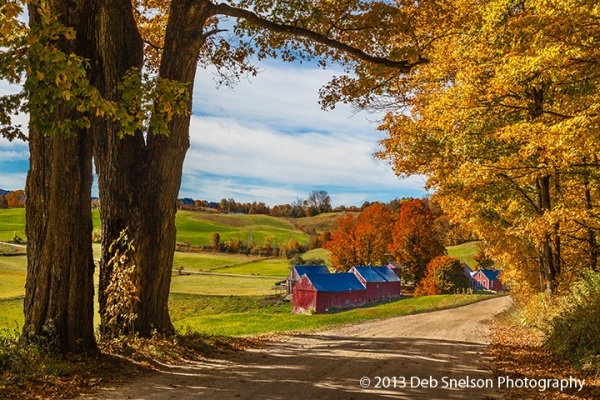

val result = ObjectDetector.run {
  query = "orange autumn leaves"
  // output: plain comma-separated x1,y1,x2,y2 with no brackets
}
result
325,199,446,284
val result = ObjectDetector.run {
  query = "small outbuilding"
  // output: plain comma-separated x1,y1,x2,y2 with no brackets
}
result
292,273,367,314
351,266,401,302
285,265,330,295
471,269,504,291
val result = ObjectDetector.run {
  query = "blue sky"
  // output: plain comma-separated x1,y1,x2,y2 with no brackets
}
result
0,60,427,207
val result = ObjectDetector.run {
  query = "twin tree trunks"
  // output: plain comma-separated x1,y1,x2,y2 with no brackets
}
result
24,0,208,353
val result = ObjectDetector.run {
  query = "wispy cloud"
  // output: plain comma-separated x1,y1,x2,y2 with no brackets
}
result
184,62,427,205
0,61,427,205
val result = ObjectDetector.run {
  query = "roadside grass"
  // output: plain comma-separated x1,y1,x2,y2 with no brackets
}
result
0,209,26,242
171,293,495,336
447,241,480,267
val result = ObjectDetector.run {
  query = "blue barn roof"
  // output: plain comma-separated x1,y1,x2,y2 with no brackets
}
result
294,265,330,277
353,266,400,283
305,273,366,292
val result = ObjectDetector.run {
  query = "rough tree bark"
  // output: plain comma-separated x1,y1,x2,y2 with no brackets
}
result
85,0,146,334
130,0,211,336
24,1,97,353
92,0,209,336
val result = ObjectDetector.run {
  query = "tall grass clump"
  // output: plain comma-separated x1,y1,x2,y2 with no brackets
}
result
542,270,600,373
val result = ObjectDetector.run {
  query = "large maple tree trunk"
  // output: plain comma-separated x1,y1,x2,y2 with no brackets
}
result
86,0,145,334
24,2,97,354
91,0,209,336
130,0,209,336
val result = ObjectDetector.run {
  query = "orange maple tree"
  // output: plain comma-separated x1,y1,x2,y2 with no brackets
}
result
325,203,395,271
5,190,25,208
389,199,446,283
415,255,470,296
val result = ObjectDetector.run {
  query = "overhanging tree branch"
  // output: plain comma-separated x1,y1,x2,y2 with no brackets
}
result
209,2,426,72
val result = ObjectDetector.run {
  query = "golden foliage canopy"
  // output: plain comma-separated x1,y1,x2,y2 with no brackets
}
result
373,0,600,296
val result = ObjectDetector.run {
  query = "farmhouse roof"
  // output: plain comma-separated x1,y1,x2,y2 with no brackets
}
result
477,269,501,281
352,266,401,283
305,273,366,292
293,265,330,277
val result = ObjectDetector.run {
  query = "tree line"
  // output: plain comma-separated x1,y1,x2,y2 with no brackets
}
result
178,190,334,217
0,189,25,208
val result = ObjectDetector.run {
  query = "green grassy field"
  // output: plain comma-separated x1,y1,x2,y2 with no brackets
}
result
213,258,290,277
447,241,480,267
6,209,310,248
173,252,261,272
170,273,280,296
0,256,27,298
293,211,359,234
0,208,26,242
175,211,309,247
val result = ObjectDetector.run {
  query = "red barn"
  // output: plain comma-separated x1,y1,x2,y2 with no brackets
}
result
471,269,505,291
351,266,401,302
292,274,367,314
285,265,330,295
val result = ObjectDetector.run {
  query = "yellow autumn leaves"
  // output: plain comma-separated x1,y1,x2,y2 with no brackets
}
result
373,0,600,296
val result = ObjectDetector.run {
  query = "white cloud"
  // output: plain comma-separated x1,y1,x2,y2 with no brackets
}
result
0,62,428,205
193,62,380,137
183,62,427,205
182,114,426,205
0,173,27,191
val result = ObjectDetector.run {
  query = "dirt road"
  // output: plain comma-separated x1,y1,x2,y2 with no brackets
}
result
83,296,512,400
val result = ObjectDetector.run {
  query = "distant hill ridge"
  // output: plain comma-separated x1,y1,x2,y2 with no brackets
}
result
0,189,10,196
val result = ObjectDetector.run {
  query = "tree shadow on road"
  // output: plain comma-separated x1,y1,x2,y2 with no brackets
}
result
89,334,504,400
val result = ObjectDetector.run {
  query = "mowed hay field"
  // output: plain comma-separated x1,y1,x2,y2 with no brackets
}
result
175,210,309,247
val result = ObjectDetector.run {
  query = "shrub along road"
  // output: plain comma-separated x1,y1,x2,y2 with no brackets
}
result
82,296,512,399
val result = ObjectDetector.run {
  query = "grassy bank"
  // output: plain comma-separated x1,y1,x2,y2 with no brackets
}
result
1,293,495,339
170,293,495,336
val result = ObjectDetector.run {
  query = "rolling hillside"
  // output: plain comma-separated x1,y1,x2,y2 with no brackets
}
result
175,210,309,247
